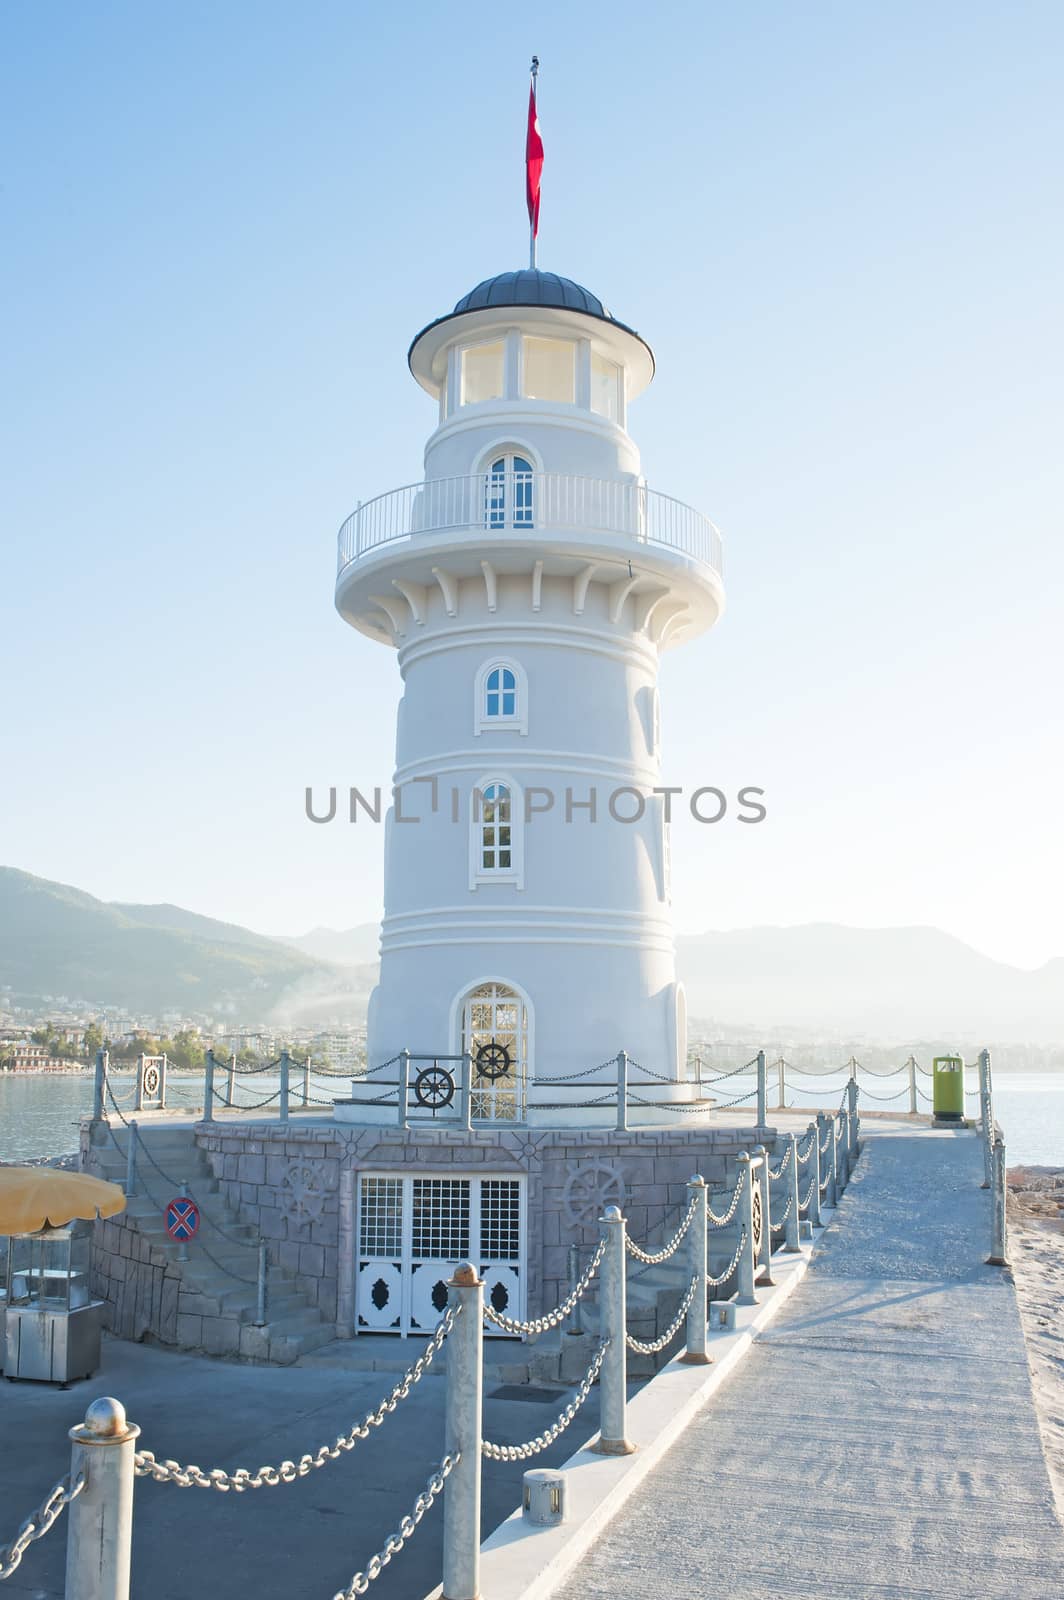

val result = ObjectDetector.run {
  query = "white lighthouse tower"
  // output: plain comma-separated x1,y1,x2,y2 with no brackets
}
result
335,267,724,1124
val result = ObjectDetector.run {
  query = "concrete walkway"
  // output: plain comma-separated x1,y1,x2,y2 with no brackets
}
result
556,1129,1064,1600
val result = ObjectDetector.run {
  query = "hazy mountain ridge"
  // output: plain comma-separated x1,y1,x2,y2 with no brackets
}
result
1,868,1060,1039
0,868,332,1015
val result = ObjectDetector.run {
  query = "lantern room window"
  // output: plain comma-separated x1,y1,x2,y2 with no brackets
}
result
461,341,505,406
523,336,576,404
591,353,622,422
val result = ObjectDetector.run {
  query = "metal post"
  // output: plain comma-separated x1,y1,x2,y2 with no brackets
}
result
254,1241,268,1327
683,1175,709,1364
806,1122,822,1228
835,1114,847,1194
134,1054,145,1113
776,1056,786,1110
158,1053,167,1110
203,1049,215,1123
979,1049,992,1189
908,1055,918,1115
177,1180,190,1263
302,1057,311,1108
785,1135,801,1251
461,1051,473,1132
226,1053,236,1108
565,1244,584,1337
93,1049,107,1122
846,1078,859,1162
124,1122,138,1199
819,1112,837,1208
279,1050,290,1122
756,1049,767,1127
615,1050,628,1133
442,1263,483,1600
736,1153,757,1305
594,1205,633,1454
988,1136,1008,1266
398,1049,410,1129
65,1397,139,1600
753,1145,773,1283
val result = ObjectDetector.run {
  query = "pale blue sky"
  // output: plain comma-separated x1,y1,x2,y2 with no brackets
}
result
3,2,1061,967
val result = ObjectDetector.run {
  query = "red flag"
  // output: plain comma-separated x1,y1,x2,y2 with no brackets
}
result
526,80,544,238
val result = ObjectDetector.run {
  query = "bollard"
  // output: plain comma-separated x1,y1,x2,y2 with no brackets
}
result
988,1136,1008,1266
397,1048,410,1129
302,1057,311,1108
593,1205,634,1455
753,1145,773,1283
615,1050,628,1133
124,1122,138,1199
158,1053,167,1110
846,1078,860,1162
279,1050,290,1123
776,1056,786,1111
93,1049,107,1122
736,1153,757,1305
907,1055,918,1115
254,1241,268,1327
442,1264,483,1600
979,1049,992,1189
785,1135,801,1251
65,1397,139,1600
203,1049,215,1123
565,1244,584,1337
134,1054,145,1114
756,1049,767,1126
523,1468,566,1526
226,1053,236,1108
805,1122,822,1228
835,1114,848,1194
682,1175,709,1364
819,1112,837,1209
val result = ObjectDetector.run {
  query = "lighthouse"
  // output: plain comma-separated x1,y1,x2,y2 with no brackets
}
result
334,266,725,1122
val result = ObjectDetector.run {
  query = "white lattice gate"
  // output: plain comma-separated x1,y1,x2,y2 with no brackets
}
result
355,1173,525,1337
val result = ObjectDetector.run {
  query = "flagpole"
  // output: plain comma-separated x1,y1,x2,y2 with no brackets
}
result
529,56,539,270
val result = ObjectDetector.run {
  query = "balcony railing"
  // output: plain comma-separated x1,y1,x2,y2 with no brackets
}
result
336,472,723,580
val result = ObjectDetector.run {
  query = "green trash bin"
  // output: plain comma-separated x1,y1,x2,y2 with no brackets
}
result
932,1055,965,1121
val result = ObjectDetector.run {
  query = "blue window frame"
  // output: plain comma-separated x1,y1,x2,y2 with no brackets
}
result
488,456,534,529
485,666,517,720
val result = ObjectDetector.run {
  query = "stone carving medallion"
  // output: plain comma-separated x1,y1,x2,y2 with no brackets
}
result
280,1159,328,1225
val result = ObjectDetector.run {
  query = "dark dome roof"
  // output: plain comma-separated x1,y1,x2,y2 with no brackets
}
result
407,268,654,383
453,270,611,319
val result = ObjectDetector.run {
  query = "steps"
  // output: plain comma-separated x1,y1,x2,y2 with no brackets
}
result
85,1122,334,1364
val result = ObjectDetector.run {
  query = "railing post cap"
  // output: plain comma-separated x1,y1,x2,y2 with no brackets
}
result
687,1173,705,1187
449,1261,481,1287
753,1144,767,1156
736,1150,751,1165
70,1396,139,1446
601,1204,623,1223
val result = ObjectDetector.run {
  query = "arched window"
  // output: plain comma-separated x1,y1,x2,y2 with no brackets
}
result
458,980,530,1122
474,658,528,736
488,454,534,530
470,776,523,887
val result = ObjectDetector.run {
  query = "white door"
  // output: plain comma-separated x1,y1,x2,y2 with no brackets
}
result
355,1173,524,1337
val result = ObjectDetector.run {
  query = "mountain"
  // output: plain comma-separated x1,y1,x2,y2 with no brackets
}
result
0,868,345,1017
676,924,1064,1040
273,924,380,966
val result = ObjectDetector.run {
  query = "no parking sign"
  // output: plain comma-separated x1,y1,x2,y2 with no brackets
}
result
165,1196,200,1242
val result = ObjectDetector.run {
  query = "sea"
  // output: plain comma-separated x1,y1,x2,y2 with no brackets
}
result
1,1069,1062,1167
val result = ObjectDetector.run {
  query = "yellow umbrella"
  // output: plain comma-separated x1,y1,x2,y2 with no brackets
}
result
0,1167,126,1234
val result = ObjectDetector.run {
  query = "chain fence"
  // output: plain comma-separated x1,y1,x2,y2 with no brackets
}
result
625,1276,700,1355
0,1473,85,1581
331,1455,459,1600
481,1341,609,1461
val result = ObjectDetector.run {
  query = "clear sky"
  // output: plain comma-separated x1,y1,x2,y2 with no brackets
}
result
3,2,1061,969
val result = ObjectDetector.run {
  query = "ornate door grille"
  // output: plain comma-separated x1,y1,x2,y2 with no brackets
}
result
355,1173,524,1337
462,983,528,1122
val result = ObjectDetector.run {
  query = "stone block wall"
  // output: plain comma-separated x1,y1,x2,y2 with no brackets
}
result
193,1117,770,1333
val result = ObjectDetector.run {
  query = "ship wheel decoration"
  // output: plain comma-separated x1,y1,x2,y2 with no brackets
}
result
142,1063,161,1098
751,1184,763,1259
414,1063,456,1110
475,1040,512,1081
562,1160,628,1230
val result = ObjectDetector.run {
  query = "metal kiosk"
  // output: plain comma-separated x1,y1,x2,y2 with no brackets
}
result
4,1224,103,1385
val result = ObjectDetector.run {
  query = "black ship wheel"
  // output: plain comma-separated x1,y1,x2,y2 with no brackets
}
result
475,1039,512,1081
414,1064,455,1110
